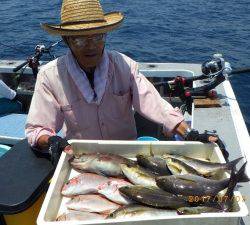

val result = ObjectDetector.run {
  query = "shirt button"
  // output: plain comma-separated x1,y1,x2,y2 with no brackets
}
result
101,122,104,126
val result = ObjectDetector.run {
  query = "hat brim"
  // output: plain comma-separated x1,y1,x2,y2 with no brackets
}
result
41,12,124,36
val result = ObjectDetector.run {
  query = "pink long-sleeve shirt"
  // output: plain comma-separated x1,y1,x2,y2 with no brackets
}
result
25,50,184,146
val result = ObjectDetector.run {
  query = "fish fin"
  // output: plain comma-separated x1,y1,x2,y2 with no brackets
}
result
96,170,108,177
149,147,154,156
178,177,198,184
226,157,243,170
172,158,200,175
166,164,180,175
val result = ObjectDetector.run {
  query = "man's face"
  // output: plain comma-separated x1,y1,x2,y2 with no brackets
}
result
66,33,106,68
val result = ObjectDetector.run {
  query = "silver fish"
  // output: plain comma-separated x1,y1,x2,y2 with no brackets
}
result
120,164,157,186
156,174,231,196
70,152,135,177
177,206,221,215
163,157,200,176
108,204,177,219
136,154,172,175
61,173,109,196
157,162,249,198
98,178,133,205
56,210,107,221
162,154,242,177
119,185,189,209
66,194,120,214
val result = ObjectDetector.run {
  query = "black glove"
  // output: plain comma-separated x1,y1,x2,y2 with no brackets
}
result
48,136,70,166
184,129,212,143
215,137,229,162
185,129,229,161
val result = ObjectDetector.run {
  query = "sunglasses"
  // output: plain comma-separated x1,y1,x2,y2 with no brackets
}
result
68,33,106,47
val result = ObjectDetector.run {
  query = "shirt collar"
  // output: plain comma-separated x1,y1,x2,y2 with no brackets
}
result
65,50,109,104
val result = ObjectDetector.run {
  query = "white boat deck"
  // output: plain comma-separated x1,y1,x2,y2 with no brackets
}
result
0,60,249,224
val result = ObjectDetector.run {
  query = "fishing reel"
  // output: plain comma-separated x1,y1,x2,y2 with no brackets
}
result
35,44,46,53
26,45,46,76
201,53,232,79
202,54,223,77
13,40,62,77
165,53,232,88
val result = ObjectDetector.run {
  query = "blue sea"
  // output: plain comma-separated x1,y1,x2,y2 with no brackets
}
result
0,0,249,132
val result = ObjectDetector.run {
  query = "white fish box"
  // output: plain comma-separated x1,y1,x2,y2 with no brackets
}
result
37,140,248,225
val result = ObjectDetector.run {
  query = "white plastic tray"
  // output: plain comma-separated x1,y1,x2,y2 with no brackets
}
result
37,140,248,225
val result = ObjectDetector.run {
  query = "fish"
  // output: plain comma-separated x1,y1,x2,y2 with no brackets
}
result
97,178,133,205
61,173,109,196
56,210,107,221
66,194,120,214
108,204,177,219
156,163,248,197
162,154,242,177
120,164,157,186
69,152,135,177
162,157,200,175
119,185,190,209
136,154,172,175
177,206,222,215
156,174,231,197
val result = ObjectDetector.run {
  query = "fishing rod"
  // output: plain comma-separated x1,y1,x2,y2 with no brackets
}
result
12,40,62,77
154,54,250,100
153,53,250,117
154,54,250,89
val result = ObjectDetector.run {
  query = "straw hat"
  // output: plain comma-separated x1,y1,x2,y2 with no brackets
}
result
41,0,124,36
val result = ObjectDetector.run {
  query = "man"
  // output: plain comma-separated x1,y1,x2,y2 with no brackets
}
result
25,0,218,164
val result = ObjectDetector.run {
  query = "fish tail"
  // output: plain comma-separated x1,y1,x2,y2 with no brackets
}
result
225,161,249,187
227,162,248,195
235,162,249,183
221,162,249,211
220,165,237,211
226,157,243,170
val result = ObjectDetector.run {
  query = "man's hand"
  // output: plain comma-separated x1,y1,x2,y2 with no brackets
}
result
185,129,218,143
173,121,218,143
48,136,72,166
208,135,218,142
184,129,229,161
63,144,73,155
